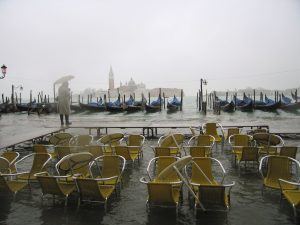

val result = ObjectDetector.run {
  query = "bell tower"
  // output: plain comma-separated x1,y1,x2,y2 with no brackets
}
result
109,66,114,90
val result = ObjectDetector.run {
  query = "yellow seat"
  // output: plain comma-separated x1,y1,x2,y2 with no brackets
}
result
0,173,28,196
89,155,126,194
259,155,300,193
49,132,73,146
74,177,116,210
0,157,11,174
140,177,182,212
253,133,284,157
114,145,140,164
236,146,259,175
56,152,94,177
69,135,93,146
35,171,76,206
158,133,185,157
194,182,235,211
126,134,145,159
187,157,226,193
1,151,20,173
147,156,180,182
279,179,300,218
15,153,52,183
202,123,224,150
229,134,252,165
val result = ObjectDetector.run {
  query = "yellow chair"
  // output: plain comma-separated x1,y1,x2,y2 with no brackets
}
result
140,177,182,212
247,128,268,135
158,133,185,157
202,122,224,149
69,135,93,146
186,157,226,193
56,152,94,177
74,177,116,210
236,146,259,175
152,146,179,157
253,133,284,156
15,153,52,183
96,133,124,155
194,182,235,212
33,144,57,158
55,146,72,160
89,155,126,193
35,171,76,206
0,173,29,196
1,151,20,173
114,145,140,165
279,179,300,218
188,146,211,157
85,145,104,159
259,155,300,193
0,157,11,173
225,127,240,142
188,134,215,147
229,134,253,165
279,146,298,159
49,132,73,146
147,156,180,182
126,134,145,159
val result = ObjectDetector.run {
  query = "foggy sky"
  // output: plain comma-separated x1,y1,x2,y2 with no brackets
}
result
1,0,300,98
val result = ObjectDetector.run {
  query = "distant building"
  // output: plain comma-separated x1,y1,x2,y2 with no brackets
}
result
109,66,114,90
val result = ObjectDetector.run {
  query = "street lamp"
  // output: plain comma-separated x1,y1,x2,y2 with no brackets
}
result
0,64,7,79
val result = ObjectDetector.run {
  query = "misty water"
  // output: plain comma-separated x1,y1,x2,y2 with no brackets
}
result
0,96,300,225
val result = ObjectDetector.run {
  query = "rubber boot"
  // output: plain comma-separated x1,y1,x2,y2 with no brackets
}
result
65,115,72,125
60,114,64,126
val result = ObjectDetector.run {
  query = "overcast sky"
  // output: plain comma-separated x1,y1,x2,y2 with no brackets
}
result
0,0,300,98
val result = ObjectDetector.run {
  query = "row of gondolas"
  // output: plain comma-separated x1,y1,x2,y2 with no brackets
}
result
218,91,300,112
0,95,182,114
0,123,299,218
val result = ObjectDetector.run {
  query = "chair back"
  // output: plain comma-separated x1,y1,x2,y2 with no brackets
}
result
205,123,218,136
30,153,52,175
115,146,131,160
191,157,215,185
86,145,104,159
279,146,298,159
226,128,239,141
189,146,210,157
55,146,72,160
196,135,214,146
231,134,251,147
154,147,173,157
36,175,63,196
266,156,292,182
240,147,259,161
56,152,93,176
147,182,177,205
127,134,145,146
197,185,227,208
253,133,284,147
69,135,93,146
49,132,73,146
0,157,10,173
159,134,183,148
99,155,124,178
1,151,19,172
75,178,105,200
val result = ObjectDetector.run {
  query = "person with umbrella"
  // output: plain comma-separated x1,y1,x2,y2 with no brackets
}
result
58,81,72,126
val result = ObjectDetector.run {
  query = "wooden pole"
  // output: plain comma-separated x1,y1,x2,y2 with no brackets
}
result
180,89,183,111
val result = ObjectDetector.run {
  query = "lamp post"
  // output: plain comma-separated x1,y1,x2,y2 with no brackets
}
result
200,78,207,111
0,64,7,79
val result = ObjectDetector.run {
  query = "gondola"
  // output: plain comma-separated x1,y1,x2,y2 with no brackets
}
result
0,103,15,113
221,100,235,112
145,96,163,113
234,94,253,112
167,95,181,112
79,98,106,112
124,95,146,113
106,96,123,113
254,95,281,111
280,93,300,111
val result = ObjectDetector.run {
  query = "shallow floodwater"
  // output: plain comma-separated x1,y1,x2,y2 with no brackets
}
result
0,96,300,225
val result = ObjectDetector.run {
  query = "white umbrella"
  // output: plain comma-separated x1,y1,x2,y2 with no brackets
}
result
54,75,75,85
53,75,74,101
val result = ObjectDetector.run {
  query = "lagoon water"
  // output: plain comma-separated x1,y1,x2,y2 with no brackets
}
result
0,96,300,225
